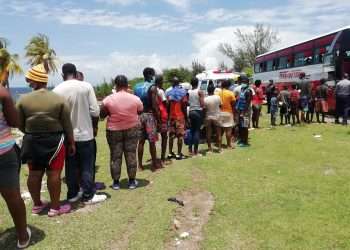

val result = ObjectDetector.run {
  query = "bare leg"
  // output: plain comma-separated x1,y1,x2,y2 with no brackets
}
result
27,169,44,206
1,188,28,244
217,127,222,151
149,142,160,170
137,139,145,170
225,128,232,148
161,133,168,162
169,136,174,155
206,122,212,151
46,170,62,210
177,137,183,155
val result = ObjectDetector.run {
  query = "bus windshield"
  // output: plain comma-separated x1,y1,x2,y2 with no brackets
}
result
324,53,334,65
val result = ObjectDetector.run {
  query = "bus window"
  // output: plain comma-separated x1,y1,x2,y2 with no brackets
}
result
254,64,260,73
200,80,208,91
314,48,321,64
294,52,304,67
267,60,273,71
324,53,334,65
273,58,279,70
278,57,288,69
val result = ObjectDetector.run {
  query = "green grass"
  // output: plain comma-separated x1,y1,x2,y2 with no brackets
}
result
1,113,350,249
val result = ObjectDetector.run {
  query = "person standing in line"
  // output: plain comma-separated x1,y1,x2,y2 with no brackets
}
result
17,64,75,217
298,73,312,123
216,80,236,151
236,76,252,146
100,75,143,190
54,63,107,205
335,73,350,125
0,85,30,248
166,77,188,160
155,75,170,165
188,77,205,157
266,80,274,114
134,68,162,171
76,71,104,190
290,84,300,125
315,78,329,123
270,86,279,127
204,83,222,152
251,80,264,128
278,85,291,125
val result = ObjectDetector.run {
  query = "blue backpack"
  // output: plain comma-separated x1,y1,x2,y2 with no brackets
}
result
134,81,154,107
236,88,248,111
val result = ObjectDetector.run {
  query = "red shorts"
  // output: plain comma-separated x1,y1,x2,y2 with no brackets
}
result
28,145,65,171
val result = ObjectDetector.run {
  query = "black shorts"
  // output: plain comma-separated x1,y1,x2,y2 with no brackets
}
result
0,148,20,189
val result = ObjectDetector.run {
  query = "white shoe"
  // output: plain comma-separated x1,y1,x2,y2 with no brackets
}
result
17,227,31,249
83,194,107,205
68,190,83,203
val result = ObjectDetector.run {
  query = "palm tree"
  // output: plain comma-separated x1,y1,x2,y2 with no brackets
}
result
25,33,58,73
0,38,23,88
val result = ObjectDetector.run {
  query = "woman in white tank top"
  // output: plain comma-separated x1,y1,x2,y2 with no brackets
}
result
188,78,205,156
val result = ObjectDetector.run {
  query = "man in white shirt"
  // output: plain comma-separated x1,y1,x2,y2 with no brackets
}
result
54,63,106,205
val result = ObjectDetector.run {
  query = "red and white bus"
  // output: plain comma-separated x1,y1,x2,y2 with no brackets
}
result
253,26,350,110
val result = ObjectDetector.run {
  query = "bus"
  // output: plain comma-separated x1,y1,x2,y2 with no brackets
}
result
253,26,350,111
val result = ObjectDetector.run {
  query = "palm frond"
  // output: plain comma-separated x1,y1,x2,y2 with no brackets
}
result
25,33,58,73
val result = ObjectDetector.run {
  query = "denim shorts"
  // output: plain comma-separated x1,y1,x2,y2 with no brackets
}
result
0,148,20,188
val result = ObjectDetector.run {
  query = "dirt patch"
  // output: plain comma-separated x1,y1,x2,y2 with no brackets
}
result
109,217,136,250
165,189,215,250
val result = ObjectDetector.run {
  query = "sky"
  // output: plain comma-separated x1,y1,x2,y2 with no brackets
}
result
1,0,350,86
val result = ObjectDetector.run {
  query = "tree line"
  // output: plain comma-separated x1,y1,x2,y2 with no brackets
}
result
0,23,280,93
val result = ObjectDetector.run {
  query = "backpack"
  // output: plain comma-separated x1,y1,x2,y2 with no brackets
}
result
134,81,154,107
236,88,248,111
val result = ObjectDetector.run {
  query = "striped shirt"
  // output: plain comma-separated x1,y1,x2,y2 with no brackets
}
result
0,102,15,155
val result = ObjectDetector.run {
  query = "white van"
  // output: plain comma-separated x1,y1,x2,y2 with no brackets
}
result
196,69,240,93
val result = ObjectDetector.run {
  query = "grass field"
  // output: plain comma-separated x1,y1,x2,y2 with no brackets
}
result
1,113,350,250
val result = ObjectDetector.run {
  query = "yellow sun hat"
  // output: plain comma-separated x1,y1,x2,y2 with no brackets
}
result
25,64,48,84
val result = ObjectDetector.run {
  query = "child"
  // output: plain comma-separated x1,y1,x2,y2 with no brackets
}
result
278,85,291,125
270,87,279,126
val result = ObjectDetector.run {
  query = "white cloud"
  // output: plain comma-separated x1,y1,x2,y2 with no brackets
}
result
163,0,191,9
95,0,141,5
52,51,190,85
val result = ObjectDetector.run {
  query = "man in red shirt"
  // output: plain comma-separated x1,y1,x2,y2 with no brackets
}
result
252,80,264,128
290,84,300,125
166,77,188,160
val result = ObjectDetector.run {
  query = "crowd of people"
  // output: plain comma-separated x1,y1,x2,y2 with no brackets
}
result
1,61,349,248
260,72,350,128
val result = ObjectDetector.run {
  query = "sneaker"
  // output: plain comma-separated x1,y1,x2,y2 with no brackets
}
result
68,190,83,203
112,180,120,190
32,201,48,215
167,152,176,160
48,204,72,217
83,194,107,205
176,153,186,160
128,180,138,190
17,227,31,249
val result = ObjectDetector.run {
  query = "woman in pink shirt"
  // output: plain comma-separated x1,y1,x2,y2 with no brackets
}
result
100,75,143,190
252,80,264,128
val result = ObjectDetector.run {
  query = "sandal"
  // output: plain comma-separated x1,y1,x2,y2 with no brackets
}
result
48,204,72,217
17,227,31,249
32,201,48,215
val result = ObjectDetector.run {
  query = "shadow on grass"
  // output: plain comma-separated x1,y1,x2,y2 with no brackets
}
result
0,225,45,250
119,178,150,189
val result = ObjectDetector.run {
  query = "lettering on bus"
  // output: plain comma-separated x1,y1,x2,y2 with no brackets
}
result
279,70,304,79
